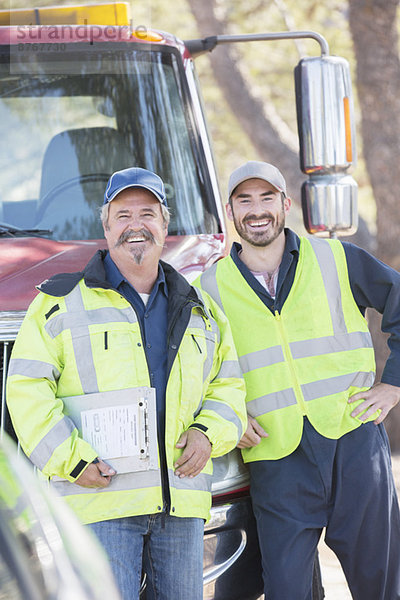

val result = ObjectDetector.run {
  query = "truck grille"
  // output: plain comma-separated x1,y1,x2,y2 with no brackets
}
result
0,312,25,441
1,339,17,441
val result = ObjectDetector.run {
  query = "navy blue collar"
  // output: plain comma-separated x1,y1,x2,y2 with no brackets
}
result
104,251,168,297
230,228,300,267
228,228,301,310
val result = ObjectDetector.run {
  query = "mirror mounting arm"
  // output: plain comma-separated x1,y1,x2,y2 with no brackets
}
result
185,31,329,59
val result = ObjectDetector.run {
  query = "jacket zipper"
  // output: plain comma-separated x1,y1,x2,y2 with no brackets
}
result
114,293,169,513
109,290,205,516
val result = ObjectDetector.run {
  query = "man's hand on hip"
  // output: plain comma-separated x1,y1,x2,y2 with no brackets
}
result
237,415,268,448
174,428,212,478
75,458,116,488
349,382,400,424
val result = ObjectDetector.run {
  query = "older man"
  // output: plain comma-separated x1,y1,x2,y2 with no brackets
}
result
7,167,247,600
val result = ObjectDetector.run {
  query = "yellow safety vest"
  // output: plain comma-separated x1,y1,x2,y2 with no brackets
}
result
197,237,376,461
7,273,246,523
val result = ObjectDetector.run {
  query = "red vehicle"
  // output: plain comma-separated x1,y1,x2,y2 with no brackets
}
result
0,4,357,598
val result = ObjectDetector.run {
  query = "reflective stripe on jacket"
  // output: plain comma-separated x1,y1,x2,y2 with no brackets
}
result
197,237,376,461
6,252,247,524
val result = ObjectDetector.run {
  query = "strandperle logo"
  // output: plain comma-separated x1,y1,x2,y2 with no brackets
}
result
16,21,148,43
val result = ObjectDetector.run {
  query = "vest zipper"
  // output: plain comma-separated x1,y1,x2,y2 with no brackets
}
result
274,310,307,415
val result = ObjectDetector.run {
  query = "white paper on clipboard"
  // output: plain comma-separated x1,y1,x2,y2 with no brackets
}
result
60,387,158,475
81,404,141,460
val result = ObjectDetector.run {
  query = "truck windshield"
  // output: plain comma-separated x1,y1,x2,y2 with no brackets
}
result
0,43,219,240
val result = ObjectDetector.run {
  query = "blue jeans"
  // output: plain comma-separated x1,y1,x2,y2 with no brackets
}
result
88,514,204,600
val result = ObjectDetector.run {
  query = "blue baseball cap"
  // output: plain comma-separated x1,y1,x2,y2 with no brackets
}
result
104,167,167,206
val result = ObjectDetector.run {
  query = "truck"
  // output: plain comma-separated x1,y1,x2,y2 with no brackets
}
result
0,3,357,598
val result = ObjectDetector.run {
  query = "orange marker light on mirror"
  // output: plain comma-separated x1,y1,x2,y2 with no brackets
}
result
343,96,353,163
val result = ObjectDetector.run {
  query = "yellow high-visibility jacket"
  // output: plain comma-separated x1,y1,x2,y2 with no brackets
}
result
7,251,247,524
196,237,376,461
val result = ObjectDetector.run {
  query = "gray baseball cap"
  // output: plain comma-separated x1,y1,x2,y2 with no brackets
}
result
228,161,287,198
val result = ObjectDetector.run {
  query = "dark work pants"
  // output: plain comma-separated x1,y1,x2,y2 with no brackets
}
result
249,418,400,600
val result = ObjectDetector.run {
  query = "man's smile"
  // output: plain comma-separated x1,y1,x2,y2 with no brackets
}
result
126,234,147,243
115,228,155,248
245,219,272,228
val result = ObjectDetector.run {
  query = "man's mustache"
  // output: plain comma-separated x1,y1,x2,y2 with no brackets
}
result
242,213,275,224
115,228,161,248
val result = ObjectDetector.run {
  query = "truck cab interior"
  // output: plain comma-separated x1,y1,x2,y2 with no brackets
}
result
0,44,220,241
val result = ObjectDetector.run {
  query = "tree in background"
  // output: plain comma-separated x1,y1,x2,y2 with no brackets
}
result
349,0,400,270
348,0,400,446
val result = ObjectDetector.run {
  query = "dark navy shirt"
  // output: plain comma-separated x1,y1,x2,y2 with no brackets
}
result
230,229,400,387
104,252,168,434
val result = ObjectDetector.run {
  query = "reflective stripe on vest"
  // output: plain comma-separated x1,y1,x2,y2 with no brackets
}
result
240,331,372,374
239,345,284,373
246,371,376,418
199,262,222,310
301,370,375,403
309,237,347,334
246,387,297,417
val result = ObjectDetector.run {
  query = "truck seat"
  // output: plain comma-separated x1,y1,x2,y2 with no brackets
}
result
35,127,133,240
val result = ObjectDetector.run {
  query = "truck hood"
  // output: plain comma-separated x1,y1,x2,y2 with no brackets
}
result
0,235,225,311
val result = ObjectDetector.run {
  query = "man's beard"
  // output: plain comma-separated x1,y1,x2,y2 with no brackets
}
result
232,208,285,247
115,228,163,265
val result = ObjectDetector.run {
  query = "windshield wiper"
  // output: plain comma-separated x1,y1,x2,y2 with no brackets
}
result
0,223,53,238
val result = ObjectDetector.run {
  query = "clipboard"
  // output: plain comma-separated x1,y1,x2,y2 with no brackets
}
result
60,387,158,475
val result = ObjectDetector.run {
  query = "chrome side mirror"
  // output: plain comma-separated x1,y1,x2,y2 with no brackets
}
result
295,56,358,236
